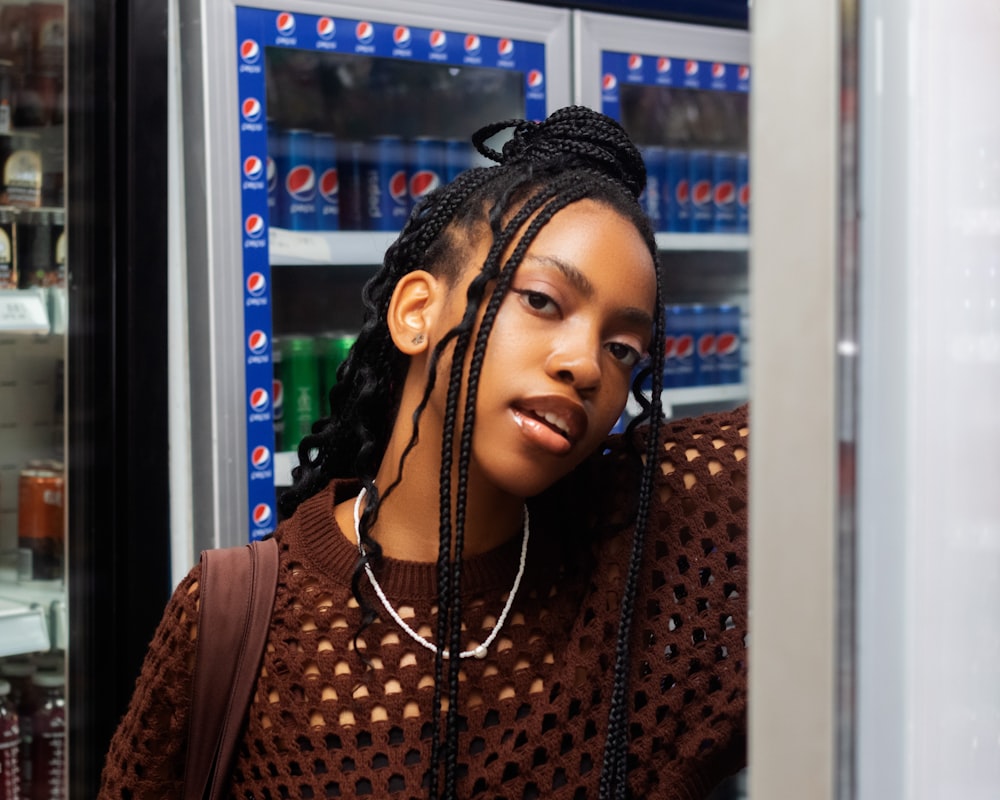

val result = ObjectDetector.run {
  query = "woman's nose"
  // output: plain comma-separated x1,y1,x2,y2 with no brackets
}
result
546,333,601,392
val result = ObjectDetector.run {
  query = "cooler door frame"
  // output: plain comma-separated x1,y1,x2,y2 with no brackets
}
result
177,0,572,551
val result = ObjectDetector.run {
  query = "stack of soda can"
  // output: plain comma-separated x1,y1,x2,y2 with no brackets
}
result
663,303,742,388
639,146,749,234
272,332,357,452
267,126,475,232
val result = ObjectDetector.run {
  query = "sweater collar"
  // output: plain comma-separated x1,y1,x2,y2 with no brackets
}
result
289,479,530,601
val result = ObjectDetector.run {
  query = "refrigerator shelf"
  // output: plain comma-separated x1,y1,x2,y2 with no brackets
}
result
654,233,748,252
269,229,397,266
268,229,749,266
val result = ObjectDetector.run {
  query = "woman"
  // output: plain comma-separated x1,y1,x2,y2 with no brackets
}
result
100,106,748,800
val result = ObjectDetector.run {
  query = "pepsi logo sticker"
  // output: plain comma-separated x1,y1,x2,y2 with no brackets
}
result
712,63,726,79
498,38,514,58
243,156,264,181
657,57,672,74
716,332,740,356
251,445,272,470
429,30,447,51
249,389,270,413
248,330,269,355
738,65,751,82
252,503,273,528
389,171,408,206
464,34,481,56
356,21,375,45
244,214,266,238
319,168,339,201
393,26,411,48
527,70,544,89
285,166,316,201
627,54,643,71
246,271,267,297
240,39,260,64
276,12,295,36
316,17,335,40
409,170,441,200
685,60,699,77
241,97,263,123
602,74,618,92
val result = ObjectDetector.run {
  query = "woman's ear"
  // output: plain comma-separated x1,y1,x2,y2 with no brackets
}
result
387,270,442,355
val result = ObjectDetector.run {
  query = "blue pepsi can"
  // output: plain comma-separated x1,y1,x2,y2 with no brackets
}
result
266,122,279,226
715,303,742,384
664,304,697,388
712,152,737,232
639,146,666,232
692,304,717,385
277,129,318,231
409,137,445,205
444,138,473,183
313,133,339,231
688,150,713,232
365,136,409,231
664,148,690,233
338,140,365,231
735,152,750,233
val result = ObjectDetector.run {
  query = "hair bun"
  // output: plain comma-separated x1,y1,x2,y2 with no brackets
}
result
471,106,647,199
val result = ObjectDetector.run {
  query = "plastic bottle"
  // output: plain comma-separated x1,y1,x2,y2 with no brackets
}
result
28,674,63,800
0,679,20,800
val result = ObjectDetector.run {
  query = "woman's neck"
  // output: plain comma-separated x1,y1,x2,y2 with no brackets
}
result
333,427,526,563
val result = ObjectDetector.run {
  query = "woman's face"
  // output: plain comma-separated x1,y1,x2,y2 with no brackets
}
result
429,198,658,499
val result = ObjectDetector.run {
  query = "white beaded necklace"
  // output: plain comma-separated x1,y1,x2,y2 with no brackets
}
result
353,487,530,659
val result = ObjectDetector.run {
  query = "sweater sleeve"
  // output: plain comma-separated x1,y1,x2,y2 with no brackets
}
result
621,406,750,797
98,564,202,800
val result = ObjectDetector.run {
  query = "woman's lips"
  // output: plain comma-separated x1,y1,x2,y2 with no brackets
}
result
510,397,587,456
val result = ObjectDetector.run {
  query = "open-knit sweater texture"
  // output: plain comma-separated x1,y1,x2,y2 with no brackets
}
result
99,405,748,799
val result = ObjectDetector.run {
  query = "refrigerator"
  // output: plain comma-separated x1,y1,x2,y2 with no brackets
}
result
573,10,751,427
1,0,172,796
175,0,753,549
175,0,572,547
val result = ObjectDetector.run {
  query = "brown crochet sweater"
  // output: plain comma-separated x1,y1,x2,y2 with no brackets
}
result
100,406,748,799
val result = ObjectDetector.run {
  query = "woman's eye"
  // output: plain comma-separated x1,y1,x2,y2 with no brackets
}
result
515,290,558,314
607,342,641,367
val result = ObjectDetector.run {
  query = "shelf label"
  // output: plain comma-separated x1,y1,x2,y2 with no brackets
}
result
0,289,50,333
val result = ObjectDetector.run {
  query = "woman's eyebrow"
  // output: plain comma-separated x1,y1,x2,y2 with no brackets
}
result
523,253,595,297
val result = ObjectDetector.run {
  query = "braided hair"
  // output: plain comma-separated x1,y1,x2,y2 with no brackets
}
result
280,105,666,800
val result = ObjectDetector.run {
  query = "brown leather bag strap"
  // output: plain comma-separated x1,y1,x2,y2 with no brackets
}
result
183,537,279,800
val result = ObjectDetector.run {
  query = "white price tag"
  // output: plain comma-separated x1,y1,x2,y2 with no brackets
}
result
0,289,50,333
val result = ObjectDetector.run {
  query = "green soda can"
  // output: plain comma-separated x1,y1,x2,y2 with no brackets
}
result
280,335,320,450
317,332,356,416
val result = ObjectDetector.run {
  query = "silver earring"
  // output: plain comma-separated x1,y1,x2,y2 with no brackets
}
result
412,333,425,345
